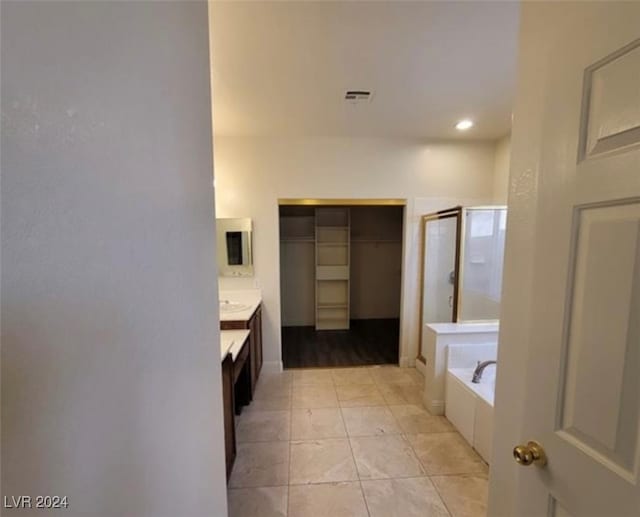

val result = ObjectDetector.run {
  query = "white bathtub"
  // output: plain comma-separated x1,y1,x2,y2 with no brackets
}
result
445,365,495,464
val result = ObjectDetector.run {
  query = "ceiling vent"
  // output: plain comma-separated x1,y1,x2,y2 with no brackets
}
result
344,90,373,104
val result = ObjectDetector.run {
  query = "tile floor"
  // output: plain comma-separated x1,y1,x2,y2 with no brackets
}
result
228,366,488,517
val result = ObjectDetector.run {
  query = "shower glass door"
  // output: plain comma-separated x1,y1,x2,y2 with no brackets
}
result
419,207,461,361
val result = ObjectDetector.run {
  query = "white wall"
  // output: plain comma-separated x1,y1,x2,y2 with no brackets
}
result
350,206,403,320
493,134,511,204
2,2,227,516
214,136,496,370
488,8,546,515
280,240,316,326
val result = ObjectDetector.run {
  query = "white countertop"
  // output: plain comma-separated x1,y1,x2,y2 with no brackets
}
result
426,322,499,335
219,289,262,322
220,329,251,361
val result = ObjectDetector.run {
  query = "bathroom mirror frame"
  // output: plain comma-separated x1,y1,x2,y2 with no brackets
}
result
418,206,463,362
216,217,254,277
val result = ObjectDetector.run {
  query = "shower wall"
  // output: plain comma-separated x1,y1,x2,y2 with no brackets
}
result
459,209,507,320
422,217,458,323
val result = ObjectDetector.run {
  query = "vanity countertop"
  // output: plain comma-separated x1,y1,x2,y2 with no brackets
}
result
219,289,262,322
425,322,499,334
220,329,251,361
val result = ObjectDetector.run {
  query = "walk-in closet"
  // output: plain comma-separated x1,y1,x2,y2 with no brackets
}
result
279,203,404,368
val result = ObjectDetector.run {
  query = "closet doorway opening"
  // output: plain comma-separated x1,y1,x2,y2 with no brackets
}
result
278,199,405,369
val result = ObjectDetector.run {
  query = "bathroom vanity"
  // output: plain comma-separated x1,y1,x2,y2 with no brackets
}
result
219,290,263,397
218,289,263,480
220,329,251,478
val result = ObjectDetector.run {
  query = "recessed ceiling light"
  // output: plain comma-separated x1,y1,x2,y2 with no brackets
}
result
455,119,474,131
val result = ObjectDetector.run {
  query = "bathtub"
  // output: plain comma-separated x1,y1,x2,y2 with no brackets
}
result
445,365,495,464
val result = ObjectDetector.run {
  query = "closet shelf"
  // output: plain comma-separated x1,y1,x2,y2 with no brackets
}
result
317,242,349,246
280,238,315,243
317,303,348,309
351,239,402,244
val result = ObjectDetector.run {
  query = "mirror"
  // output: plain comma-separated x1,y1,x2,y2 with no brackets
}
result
216,218,254,277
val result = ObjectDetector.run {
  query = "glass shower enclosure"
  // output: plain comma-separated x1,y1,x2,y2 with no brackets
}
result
419,206,507,358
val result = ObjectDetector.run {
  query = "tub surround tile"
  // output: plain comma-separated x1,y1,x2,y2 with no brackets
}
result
331,368,375,385
407,432,487,475
236,410,291,443
291,408,347,440
336,384,385,407
229,441,290,488
288,482,368,517
341,406,401,437
289,438,358,484
350,434,425,479
227,486,288,517
432,473,489,517
361,477,450,517
292,384,339,409
388,404,454,434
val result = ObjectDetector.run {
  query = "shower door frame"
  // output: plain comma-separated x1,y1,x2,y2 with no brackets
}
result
417,206,463,363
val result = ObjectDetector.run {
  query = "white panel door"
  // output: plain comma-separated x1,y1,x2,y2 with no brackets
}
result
510,3,640,516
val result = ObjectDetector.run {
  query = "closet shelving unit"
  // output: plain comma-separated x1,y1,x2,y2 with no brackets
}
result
315,207,350,330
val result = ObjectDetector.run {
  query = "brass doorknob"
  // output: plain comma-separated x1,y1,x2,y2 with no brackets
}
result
513,440,547,467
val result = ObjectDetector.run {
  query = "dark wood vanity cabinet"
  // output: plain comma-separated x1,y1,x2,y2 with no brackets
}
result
221,354,235,480
221,304,263,396
221,303,263,481
249,306,263,390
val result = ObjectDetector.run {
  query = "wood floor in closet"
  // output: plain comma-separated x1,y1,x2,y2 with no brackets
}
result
282,318,400,369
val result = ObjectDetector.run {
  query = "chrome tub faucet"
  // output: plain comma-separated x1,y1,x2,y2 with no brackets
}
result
472,360,496,383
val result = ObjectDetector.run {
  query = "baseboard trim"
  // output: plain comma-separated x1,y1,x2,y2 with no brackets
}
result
261,360,283,374
399,356,416,368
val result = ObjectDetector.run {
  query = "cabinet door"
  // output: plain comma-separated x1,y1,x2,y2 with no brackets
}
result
254,307,263,377
221,354,235,480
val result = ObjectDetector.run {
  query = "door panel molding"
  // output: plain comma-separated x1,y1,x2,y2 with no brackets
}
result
579,38,640,160
555,198,640,481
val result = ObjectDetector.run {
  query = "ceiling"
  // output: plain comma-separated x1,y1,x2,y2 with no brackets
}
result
210,1,519,140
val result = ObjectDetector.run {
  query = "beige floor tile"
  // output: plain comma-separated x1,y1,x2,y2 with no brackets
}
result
254,380,292,400
288,482,368,517
291,408,346,440
350,434,425,479
236,410,291,442
336,384,385,407
258,372,293,388
331,368,375,385
388,404,454,434
292,384,339,409
293,369,334,386
341,406,401,437
370,366,417,385
378,382,424,405
361,477,450,517
289,438,358,484
228,486,288,517
245,395,292,412
229,441,289,488
407,432,487,475
432,473,488,517
406,368,426,386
